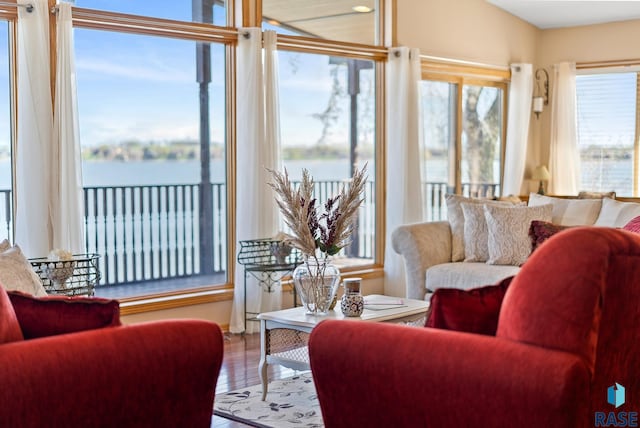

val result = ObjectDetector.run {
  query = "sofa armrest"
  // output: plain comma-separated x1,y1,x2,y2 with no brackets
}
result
310,320,590,428
0,320,223,428
391,221,452,299
8,291,120,339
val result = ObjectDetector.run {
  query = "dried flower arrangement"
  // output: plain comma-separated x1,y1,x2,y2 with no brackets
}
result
268,164,368,263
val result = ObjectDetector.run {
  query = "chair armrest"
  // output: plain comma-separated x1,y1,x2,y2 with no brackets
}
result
0,320,223,428
309,320,590,428
8,291,120,339
391,221,452,299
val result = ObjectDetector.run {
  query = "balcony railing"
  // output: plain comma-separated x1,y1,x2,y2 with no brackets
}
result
0,180,497,288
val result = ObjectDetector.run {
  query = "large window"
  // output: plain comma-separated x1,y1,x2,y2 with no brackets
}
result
74,13,228,298
277,51,376,265
420,75,506,220
0,21,11,243
576,71,639,196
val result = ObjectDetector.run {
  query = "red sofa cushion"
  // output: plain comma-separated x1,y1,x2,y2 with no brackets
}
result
0,285,23,343
425,276,514,335
623,215,640,234
529,220,571,253
8,291,120,339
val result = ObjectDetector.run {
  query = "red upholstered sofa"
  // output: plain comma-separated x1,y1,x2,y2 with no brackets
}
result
309,227,640,428
0,288,223,428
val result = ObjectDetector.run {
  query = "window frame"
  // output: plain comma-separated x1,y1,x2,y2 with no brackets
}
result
420,61,509,199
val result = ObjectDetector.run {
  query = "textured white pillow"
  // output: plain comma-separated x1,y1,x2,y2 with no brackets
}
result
484,204,553,266
528,193,601,226
460,202,490,262
594,197,640,227
0,245,47,297
0,239,9,253
446,194,519,262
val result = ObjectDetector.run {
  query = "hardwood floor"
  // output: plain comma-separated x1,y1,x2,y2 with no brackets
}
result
211,332,301,427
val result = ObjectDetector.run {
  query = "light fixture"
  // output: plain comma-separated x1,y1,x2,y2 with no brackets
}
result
531,165,551,195
352,5,372,13
532,68,549,119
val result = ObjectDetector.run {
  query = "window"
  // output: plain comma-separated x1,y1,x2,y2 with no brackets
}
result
576,71,639,196
0,21,11,242
420,74,506,221
277,51,376,265
74,17,229,298
261,0,378,45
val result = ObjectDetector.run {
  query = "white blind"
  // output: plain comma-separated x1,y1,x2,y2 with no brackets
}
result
576,72,638,196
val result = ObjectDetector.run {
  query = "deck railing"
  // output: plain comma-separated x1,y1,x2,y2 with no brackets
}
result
0,180,497,287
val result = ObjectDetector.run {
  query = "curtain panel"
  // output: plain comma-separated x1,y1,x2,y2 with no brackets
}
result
384,47,424,298
230,29,281,334
549,62,580,195
502,64,533,196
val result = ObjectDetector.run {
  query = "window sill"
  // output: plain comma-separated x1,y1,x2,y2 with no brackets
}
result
119,285,234,316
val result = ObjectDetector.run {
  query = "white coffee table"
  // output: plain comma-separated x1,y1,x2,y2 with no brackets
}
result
257,294,430,400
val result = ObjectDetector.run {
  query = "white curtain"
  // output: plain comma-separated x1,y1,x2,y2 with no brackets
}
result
15,0,53,258
52,2,84,254
384,47,423,298
502,63,533,196
548,62,580,195
230,29,281,334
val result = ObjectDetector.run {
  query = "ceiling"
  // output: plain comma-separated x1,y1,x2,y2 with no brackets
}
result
487,0,640,29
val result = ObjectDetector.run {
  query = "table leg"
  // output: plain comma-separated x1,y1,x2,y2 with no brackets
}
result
259,319,268,401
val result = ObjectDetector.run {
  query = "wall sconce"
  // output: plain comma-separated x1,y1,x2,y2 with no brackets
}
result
532,68,549,119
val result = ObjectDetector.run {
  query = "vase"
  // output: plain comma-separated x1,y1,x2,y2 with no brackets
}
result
340,278,364,317
292,258,341,315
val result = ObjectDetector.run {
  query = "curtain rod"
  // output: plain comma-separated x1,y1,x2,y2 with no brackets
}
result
0,2,33,12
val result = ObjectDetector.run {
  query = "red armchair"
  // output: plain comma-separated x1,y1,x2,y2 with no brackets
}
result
309,227,640,427
0,289,223,428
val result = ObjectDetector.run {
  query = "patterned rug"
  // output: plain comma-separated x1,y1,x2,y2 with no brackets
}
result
214,372,323,428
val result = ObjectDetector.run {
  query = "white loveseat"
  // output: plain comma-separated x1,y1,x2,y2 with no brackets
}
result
392,194,640,300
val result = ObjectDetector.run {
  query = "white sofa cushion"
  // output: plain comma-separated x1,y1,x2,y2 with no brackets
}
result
528,193,601,226
426,262,520,293
594,197,640,227
484,203,553,266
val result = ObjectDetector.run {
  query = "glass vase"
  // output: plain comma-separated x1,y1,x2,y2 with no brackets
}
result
292,258,341,315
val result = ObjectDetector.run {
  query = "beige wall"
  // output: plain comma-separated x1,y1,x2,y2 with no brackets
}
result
396,0,539,66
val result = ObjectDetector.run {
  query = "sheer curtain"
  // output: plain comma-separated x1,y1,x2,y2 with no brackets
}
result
52,2,84,253
549,62,580,195
15,0,53,257
384,47,423,298
230,29,281,334
502,64,533,196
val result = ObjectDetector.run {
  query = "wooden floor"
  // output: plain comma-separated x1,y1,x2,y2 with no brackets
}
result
211,333,301,427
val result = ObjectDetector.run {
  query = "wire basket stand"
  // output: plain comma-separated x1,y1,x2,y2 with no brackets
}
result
237,239,302,332
30,254,101,297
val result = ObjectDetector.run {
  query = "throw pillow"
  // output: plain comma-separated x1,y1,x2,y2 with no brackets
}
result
445,194,520,262
622,216,640,234
484,203,553,266
529,220,571,253
0,245,47,297
578,191,616,199
0,239,10,252
425,276,514,336
0,284,23,344
528,193,601,226
460,202,490,262
8,291,121,339
594,197,640,227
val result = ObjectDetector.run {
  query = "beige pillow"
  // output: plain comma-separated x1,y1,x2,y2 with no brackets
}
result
0,245,47,297
0,239,9,253
594,197,640,227
484,204,553,266
445,194,519,262
460,202,490,262
528,193,601,226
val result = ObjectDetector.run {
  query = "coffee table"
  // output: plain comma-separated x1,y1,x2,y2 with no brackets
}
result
257,294,430,400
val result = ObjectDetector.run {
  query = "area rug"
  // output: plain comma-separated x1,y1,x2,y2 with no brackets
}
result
214,372,323,428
